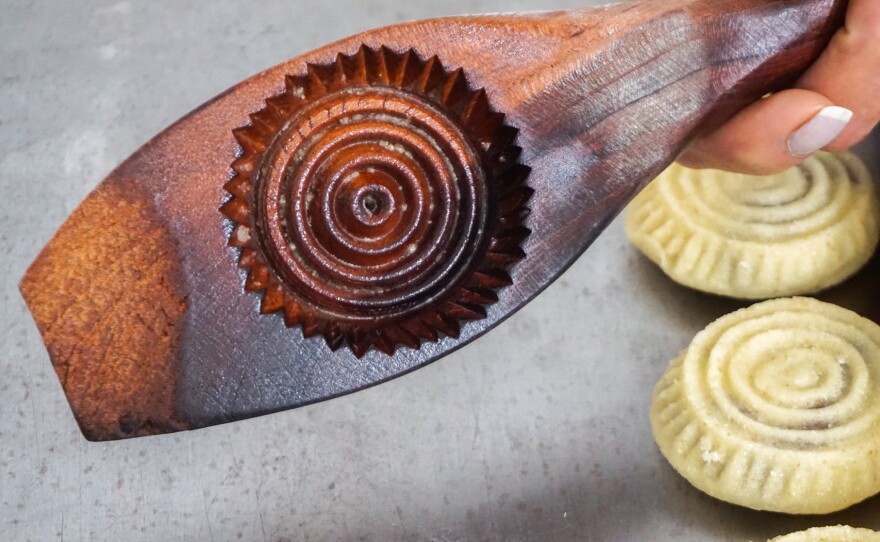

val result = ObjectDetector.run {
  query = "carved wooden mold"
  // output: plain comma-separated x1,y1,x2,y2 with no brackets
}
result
20,0,849,440
221,46,531,357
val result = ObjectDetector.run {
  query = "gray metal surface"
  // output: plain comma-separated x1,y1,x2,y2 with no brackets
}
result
1,1,878,541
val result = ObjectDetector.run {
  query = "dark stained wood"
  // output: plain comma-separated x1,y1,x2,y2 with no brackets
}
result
220,47,531,358
20,0,848,440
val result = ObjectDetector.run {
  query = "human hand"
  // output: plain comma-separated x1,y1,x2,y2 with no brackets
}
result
678,0,880,174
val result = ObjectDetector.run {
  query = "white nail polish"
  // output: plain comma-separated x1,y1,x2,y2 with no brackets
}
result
787,106,853,157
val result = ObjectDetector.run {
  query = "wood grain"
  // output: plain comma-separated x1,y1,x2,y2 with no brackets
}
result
21,0,848,440
20,180,188,440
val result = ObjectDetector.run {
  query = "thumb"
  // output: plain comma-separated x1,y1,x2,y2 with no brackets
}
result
678,89,852,175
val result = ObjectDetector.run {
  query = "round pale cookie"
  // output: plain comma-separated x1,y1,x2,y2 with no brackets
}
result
770,526,880,542
626,152,880,299
650,297,880,514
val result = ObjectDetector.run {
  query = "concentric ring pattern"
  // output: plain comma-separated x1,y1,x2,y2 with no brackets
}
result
651,297,880,514
626,153,880,299
221,45,531,357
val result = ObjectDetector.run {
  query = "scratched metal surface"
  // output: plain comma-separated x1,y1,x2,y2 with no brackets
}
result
1,1,878,541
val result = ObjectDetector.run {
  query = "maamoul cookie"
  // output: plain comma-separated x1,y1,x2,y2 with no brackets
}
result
770,526,880,542
651,297,880,514
626,152,880,299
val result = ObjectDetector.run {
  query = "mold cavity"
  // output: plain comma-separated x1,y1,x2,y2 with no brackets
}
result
362,194,381,216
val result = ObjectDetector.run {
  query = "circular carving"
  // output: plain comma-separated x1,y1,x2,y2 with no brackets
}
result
221,45,531,357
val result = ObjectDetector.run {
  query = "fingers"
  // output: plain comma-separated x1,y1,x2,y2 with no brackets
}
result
796,0,880,150
678,89,848,175
681,0,880,174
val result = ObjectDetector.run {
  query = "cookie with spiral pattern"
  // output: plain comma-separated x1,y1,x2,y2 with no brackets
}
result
770,526,880,542
626,153,880,299
651,297,880,514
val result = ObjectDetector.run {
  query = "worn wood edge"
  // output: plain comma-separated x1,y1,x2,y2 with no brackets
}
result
19,179,190,441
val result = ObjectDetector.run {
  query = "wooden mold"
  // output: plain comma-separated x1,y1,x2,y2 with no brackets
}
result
21,0,847,440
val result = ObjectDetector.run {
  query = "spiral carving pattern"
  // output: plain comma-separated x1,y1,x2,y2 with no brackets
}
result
651,297,880,514
258,89,486,317
626,153,880,298
221,46,531,357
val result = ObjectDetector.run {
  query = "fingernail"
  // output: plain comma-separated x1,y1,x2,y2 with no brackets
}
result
787,106,853,156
